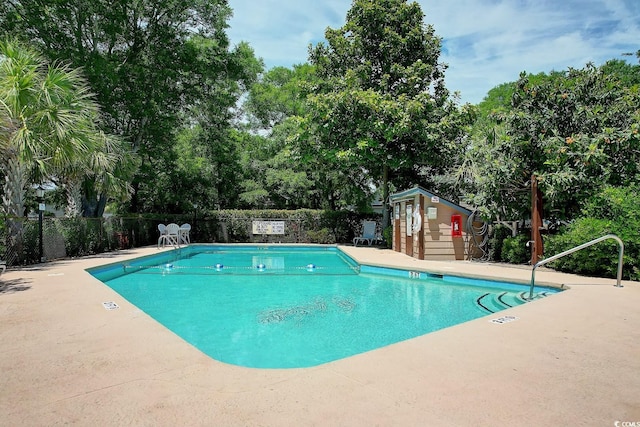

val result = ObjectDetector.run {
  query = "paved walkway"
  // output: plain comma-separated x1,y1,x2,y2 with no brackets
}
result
1,245,638,426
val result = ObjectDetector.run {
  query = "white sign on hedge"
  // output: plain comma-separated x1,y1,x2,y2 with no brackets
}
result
252,220,285,235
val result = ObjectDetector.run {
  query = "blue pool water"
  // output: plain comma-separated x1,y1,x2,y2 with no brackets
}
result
89,245,558,369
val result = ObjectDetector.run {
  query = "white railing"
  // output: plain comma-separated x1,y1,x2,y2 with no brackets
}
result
529,234,624,299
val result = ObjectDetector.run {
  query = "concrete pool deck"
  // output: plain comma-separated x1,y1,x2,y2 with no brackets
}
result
1,245,638,426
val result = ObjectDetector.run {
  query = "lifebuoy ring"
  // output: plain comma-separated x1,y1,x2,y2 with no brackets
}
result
412,204,422,233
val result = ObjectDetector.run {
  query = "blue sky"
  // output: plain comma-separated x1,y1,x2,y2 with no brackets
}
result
226,0,640,104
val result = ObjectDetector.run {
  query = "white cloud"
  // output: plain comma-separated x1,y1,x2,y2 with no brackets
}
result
227,0,350,67
227,0,640,104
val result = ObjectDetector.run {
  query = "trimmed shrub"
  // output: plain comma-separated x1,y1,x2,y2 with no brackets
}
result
306,228,335,244
487,225,513,262
545,186,640,280
500,233,531,264
383,226,393,248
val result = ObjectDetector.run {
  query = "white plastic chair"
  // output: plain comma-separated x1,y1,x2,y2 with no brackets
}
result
0,260,6,275
179,223,191,245
164,223,180,247
158,223,180,248
353,221,378,246
157,224,167,248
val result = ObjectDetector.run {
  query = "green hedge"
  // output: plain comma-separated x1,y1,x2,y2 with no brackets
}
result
486,225,531,264
545,186,640,280
501,233,531,264
2,210,382,266
487,225,513,262
194,209,380,244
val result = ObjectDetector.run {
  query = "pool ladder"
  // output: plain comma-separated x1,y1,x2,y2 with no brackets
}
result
529,234,624,299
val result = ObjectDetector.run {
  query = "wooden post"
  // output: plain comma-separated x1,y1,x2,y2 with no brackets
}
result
531,175,544,265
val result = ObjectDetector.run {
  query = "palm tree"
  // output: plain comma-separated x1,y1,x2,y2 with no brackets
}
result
0,39,126,262
0,38,106,218
57,131,135,217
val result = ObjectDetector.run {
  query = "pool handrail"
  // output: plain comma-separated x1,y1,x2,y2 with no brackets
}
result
529,234,624,299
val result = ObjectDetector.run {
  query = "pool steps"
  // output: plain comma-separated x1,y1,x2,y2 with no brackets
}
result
476,291,551,314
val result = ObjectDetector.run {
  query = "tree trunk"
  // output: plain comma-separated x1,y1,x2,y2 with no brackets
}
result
65,181,83,217
81,180,107,217
129,180,140,213
2,157,27,218
96,193,107,217
382,164,390,228
2,158,27,264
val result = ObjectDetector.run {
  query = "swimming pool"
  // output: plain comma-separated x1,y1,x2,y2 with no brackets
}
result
89,245,558,368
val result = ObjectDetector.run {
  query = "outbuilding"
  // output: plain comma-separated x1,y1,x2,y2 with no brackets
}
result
389,186,481,261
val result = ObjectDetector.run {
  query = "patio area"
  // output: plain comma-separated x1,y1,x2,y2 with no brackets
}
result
1,245,638,426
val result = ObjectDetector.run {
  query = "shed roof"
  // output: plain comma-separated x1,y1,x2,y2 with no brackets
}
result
389,186,472,216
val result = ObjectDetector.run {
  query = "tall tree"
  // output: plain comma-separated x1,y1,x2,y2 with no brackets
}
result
308,0,473,225
241,63,373,210
1,0,260,213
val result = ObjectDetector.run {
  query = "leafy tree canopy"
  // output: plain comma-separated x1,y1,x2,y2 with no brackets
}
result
307,0,474,224
1,0,261,213
461,62,640,221
245,63,316,130
0,38,127,219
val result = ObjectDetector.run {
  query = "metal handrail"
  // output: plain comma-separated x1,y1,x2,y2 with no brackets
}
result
529,234,624,299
